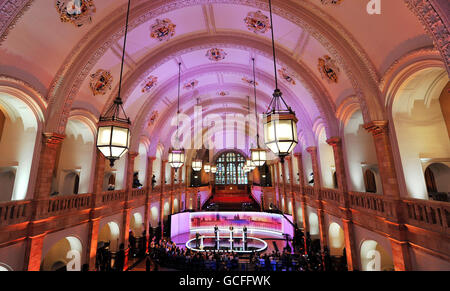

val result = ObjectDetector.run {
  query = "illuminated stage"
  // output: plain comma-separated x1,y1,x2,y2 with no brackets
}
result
170,211,294,253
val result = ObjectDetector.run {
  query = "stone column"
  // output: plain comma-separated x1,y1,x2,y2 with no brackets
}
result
169,167,175,215
274,162,282,210
294,153,308,231
364,121,411,271
144,157,155,245
280,160,288,213
307,146,327,251
85,218,100,270
159,160,167,237
326,138,348,194
33,133,65,200
326,137,358,269
286,156,295,221
23,233,46,271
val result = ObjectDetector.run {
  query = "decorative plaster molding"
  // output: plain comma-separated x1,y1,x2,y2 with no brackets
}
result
404,0,450,75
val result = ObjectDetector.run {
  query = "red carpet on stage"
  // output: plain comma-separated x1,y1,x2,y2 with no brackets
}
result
210,194,253,204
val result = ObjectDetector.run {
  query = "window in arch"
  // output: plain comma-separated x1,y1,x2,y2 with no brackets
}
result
0,109,5,142
215,152,247,185
424,167,437,193
364,170,377,193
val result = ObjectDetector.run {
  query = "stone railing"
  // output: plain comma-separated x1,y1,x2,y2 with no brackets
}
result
39,193,92,217
152,185,162,193
348,191,387,217
101,190,126,204
321,188,343,204
303,186,315,198
131,188,147,198
0,200,32,226
403,198,449,234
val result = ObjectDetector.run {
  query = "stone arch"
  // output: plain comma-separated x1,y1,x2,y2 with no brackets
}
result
387,60,449,199
0,81,45,200
41,236,83,271
328,222,345,257
98,221,121,252
41,0,380,138
360,239,394,271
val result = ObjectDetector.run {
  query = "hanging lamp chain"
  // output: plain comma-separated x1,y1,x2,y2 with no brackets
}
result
266,0,293,115
252,58,260,147
176,62,181,145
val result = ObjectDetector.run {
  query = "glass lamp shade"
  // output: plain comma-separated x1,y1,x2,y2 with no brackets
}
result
96,121,131,167
204,164,211,173
192,160,203,172
251,147,267,167
263,111,298,158
168,149,185,170
211,166,217,174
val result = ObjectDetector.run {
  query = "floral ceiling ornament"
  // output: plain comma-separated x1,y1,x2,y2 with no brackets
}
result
148,110,159,126
318,55,340,84
150,18,176,42
278,68,296,85
142,75,158,93
217,90,230,97
55,0,96,27
242,76,258,86
320,0,343,4
89,69,113,96
183,79,199,90
206,48,227,62
244,10,271,34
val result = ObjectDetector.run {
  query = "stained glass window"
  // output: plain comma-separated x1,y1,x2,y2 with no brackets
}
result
215,151,248,185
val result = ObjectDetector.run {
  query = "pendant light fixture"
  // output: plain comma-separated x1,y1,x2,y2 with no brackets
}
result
204,163,211,173
96,0,132,167
168,63,185,172
263,0,298,163
250,58,267,167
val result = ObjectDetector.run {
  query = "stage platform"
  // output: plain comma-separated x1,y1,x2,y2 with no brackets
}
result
170,211,294,254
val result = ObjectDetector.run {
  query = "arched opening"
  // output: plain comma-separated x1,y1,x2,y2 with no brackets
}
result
214,151,248,185
130,212,144,238
424,163,450,201
360,240,394,271
392,68,449,199
333,171,338,189
364,170,377,193
41,236,83,271
0,170,15,201
0,263,12,271
328,223,345,257
343,110,379,193
98,222,120,252
317,129,335,189
308,212,319,237
54,118,95,196
134,142,148,187
0,92,40,201
62,172,80,195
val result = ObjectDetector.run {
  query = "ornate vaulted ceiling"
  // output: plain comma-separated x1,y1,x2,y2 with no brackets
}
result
0,0,440,153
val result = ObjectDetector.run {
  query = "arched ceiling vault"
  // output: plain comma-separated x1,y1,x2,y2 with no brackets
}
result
0,0,442,150
23,0,383,134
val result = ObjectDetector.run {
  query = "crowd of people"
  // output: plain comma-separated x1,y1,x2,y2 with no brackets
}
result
145,236,347,272
95,223,347,272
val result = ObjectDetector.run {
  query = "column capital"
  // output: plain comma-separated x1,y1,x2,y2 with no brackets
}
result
148,156,156,162
128,152,139,159
42,132,65,146
364,120,389,135
326,137,342,147
306,146,317,154
293,152,302,158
